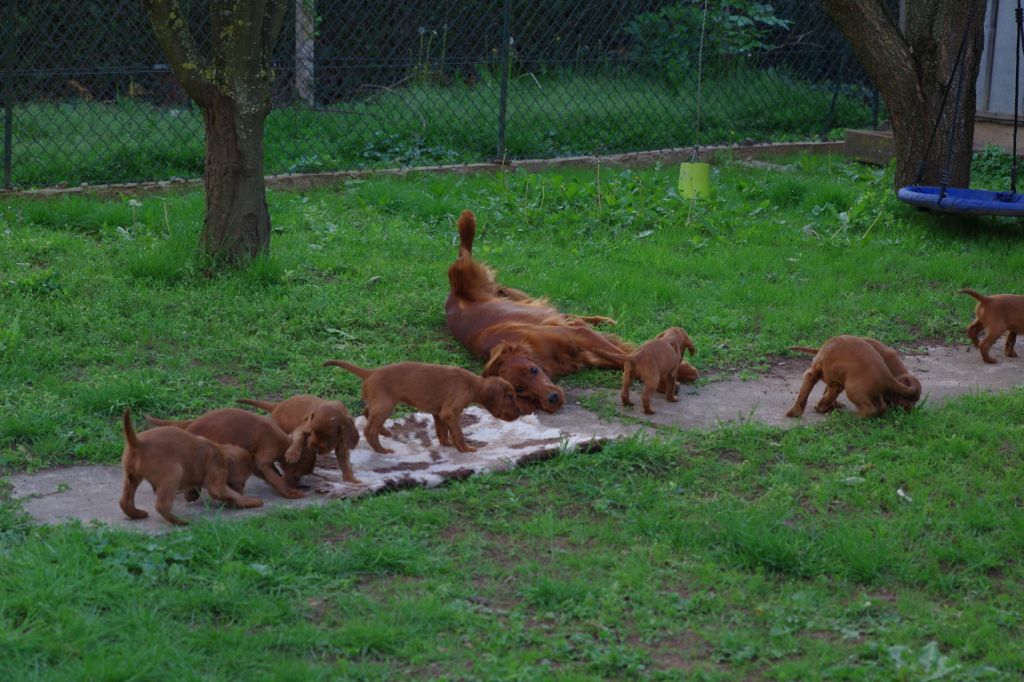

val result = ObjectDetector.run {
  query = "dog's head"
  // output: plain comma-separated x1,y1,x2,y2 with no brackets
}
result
887,373,922,412
482,340,564,414
217,443,254,490
657,326,696,357
287,405,359,463
478,376,522,421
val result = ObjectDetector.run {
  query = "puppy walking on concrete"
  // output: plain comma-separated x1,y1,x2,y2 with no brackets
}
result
119,409,262,526
325,360,520,454
960,288,1024,363
786,335,921,418
591,326,696,414
145,408,305,499
238,395,361,486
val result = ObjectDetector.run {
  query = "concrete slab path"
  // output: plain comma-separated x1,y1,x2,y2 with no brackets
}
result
7,343,1021,532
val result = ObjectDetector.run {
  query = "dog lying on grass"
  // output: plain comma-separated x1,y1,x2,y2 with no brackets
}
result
145,408,305,499
238,395,361,487
786,335,921,418
325,359,520,454
120,409,262,526
960,288,1024,364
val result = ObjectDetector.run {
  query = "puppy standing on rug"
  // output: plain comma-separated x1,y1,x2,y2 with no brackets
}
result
120,409,263,526
325,360,520,454
786,335,921,418
959,288,1024,363
238,395,361,486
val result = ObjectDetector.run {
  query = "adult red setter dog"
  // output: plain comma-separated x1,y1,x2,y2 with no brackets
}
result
445,210,698,414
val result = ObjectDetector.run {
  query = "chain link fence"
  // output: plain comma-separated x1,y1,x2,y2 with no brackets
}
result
0,0,877,190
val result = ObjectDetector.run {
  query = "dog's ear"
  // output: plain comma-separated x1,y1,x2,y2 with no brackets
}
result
482,344,509,377
285,426,310,464
342,416,359,450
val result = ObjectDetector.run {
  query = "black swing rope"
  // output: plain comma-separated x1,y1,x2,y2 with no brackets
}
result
913,2,1024,201
912,2,982,197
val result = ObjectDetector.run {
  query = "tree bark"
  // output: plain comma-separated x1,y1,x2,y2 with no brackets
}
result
143,0,286,261
201,93,271,258
822,0,987,191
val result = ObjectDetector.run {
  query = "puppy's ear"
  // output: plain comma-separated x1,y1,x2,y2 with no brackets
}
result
342,417,359,450
285,426,310,464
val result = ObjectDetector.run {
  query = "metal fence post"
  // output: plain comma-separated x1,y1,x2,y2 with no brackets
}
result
495,0,511,161
3,0,13,189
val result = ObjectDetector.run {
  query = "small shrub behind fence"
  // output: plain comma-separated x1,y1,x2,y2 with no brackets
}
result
0,0,877,189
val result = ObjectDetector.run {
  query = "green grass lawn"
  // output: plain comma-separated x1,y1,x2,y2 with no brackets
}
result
7,70,870,188
1,153,1023,678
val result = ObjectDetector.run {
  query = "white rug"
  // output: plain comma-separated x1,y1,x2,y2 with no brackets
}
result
311,406,603,499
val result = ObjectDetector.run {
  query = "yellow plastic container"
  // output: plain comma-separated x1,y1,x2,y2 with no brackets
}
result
678,162,711,199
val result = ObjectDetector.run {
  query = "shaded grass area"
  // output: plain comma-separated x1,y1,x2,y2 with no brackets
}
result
2,154,1024,677
1,394,1022,678
8,70,870,187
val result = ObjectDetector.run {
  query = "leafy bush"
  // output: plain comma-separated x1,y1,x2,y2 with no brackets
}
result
625,1,791,88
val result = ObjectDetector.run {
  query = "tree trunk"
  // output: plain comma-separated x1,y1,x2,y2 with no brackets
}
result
822,0,986,191
201,93,271,260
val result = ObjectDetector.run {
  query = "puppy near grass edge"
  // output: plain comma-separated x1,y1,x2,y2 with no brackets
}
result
119,409,263,526
960,288,1024,364
786,336,922,419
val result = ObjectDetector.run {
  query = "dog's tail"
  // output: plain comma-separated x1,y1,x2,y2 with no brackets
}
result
788,346,819,355
888,373,921,399
237,398,278,413
144,414,192,429
324,359,372,380
122,408,140,449
458,210,476,259
959,288,988,303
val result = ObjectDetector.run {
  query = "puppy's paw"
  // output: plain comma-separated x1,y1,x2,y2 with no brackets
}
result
785,407,803,418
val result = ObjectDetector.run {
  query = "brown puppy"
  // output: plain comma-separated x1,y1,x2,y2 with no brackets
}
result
120,409,262,526
786,335,921,418
145,408,305,499
325,360,520,454
589,327,696,414
621,327,696,414
238,395,361,486
960,288,1024,363
184,442,254,503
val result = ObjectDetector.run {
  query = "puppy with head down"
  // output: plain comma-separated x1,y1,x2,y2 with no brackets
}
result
786,335,921,418
238,395,360,486
325,359,520,454
119,409,262,526
145,408,305,499
590,326,696,414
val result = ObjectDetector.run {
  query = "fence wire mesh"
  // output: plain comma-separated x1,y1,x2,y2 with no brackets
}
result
1,0,877,189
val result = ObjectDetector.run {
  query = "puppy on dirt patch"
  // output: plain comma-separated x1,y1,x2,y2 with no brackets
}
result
120,409,262,526
325,359,520,454
960,288,1024,363
592,326,696,414
786,335,921,418
238,395,361,487
145,408,305,499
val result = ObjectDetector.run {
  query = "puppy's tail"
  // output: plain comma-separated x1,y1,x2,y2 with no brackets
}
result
144,414,192,429
122,408,140,449
324,359,372,380
888,373,921,399
959,288,988,303
237,398,278,413
458,210,476,259
788,346,819,355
